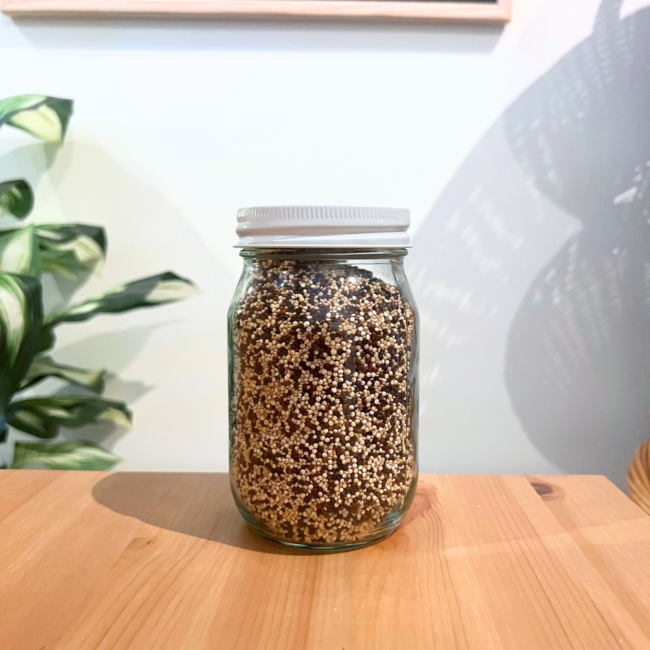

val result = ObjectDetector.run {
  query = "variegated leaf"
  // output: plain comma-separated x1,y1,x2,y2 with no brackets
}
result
11,440,120,471
35,328,56,355
7,395,131,439
20,355,106,393
0,225,42,276
0,273,43,412
45,271,196,327
0,95,73,143
0,179,33,219
37,224,106,279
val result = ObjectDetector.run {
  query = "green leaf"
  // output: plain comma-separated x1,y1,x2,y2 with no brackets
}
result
0,273,43,411
35,328,56,355
36,224,106,279
7,395,131,439
45,271,196,327
0,179,34,219
0,95,73,143
20,356,106,393
0,225,42,276
11,440,120,471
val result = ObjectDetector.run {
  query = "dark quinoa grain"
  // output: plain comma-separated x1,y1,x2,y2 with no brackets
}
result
231,258,416,545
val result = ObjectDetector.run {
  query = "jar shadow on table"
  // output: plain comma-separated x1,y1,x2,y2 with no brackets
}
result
92,473,429,555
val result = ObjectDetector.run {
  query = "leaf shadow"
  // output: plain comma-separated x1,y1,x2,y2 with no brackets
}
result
57,375,152,448
37,325,169,449
41,271,95,315
407,0,650,487
0,142,62,199
54,323,175,374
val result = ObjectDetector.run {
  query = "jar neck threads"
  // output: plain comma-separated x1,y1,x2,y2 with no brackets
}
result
239,248,408,262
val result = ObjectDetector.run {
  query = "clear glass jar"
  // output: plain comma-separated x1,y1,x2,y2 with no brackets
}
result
228,247,419,550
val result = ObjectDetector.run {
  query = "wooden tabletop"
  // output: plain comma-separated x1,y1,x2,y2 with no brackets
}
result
1,472,650,650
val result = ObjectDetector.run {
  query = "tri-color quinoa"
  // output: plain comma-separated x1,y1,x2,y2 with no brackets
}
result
230,258,416,545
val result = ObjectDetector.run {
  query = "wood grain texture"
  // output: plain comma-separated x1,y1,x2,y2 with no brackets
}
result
0,0,512,23
0,471,648,650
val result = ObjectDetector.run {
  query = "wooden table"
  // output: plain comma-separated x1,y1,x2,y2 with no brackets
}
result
1,471,650,650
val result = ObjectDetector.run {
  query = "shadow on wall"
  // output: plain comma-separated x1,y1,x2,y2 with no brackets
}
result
408,0,650,485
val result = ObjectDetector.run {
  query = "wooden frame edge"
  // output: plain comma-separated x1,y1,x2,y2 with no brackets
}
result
1,0,512,23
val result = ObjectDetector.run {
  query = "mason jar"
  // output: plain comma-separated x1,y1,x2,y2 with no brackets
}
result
228,206,419,550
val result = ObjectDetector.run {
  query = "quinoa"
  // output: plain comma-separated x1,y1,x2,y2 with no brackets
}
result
230,258,416,545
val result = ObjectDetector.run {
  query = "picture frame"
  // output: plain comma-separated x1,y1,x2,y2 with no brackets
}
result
0,0,512,23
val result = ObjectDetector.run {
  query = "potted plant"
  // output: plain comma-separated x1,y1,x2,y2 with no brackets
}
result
0,95,195,470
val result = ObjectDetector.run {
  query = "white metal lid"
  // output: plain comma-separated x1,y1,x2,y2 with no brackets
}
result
235,206,411,248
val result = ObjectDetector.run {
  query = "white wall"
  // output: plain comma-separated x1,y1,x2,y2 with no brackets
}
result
1,0,647,486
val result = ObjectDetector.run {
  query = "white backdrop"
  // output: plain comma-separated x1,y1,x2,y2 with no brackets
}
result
1,0,646,486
